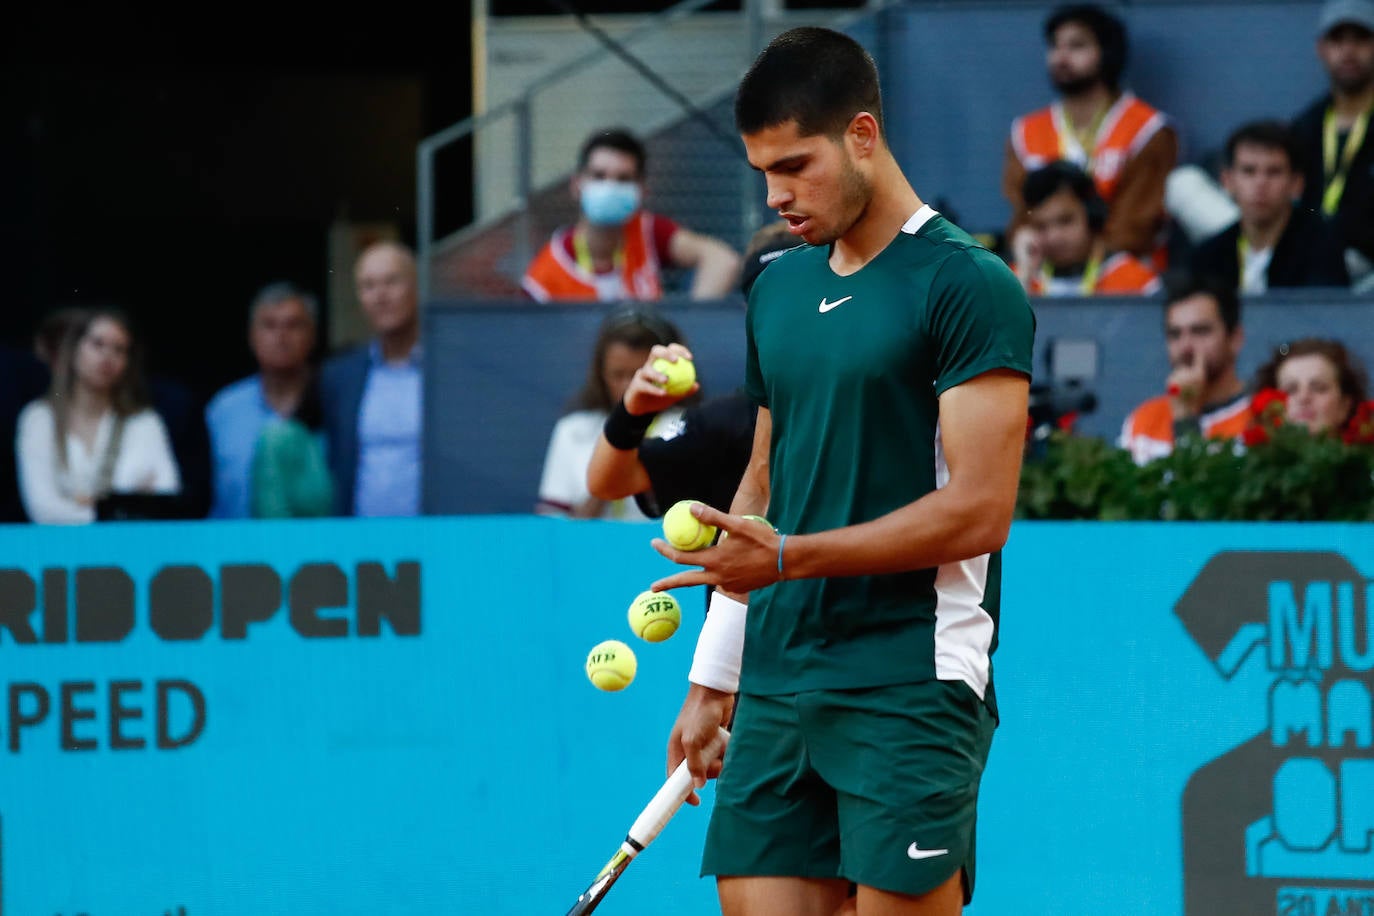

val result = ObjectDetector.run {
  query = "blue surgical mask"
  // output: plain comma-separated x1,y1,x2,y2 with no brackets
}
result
580,179,642,227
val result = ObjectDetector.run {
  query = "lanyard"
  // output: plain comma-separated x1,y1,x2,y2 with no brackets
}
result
1321,105,1371,215
1040,253,1102,294
1053,102,1109,167
573,230,624,274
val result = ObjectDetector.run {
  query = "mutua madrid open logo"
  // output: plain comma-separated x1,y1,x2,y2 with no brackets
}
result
1178,552,1373,916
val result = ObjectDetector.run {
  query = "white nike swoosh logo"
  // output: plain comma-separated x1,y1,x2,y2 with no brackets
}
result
818,296,852,313
907,843,949,860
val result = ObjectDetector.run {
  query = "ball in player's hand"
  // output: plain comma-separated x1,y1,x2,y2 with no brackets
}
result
663,499,717,551
627,590,682,643
721,514,776,542
586,639,637,691
652,356,696,396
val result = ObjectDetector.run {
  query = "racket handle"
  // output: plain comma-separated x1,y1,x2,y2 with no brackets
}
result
626,728,728,848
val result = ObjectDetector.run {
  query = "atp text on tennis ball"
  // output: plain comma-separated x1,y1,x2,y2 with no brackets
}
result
586,639,637,692
628,590,682,643
663,499,717,551
652,356,696,396
721,514,776,541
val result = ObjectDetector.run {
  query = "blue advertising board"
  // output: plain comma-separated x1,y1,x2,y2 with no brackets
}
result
0,518,1369,914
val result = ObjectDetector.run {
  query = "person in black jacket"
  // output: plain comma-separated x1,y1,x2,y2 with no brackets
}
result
1191,120,1349,291
1292,0,1374,282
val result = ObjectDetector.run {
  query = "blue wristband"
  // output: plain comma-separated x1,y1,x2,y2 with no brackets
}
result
777,533,788,579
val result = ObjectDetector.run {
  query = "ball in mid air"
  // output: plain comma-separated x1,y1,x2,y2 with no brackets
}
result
652,356,696,396
663,500,717,551
586,639,637,692
627,590,682,643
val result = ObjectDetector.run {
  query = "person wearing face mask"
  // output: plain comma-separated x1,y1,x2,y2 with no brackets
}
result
521,127,741,302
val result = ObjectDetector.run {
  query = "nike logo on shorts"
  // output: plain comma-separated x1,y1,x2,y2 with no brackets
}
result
906,842,949,860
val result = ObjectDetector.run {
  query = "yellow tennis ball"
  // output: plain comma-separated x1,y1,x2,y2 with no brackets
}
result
585,639,637,692
652,356,696,396
721,514,776,542
628,590,682,643
663,499,716,551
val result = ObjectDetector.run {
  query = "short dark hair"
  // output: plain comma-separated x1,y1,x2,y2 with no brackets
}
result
1045,4,1129,92
1224,120,1304,173
577,128,647,179
735,27,883,138
1022,160,1108,229
1164,271,1242,334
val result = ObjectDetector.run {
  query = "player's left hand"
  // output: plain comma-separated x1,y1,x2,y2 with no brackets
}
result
651,503,781,594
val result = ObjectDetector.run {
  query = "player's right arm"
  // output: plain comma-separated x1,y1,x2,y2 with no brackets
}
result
668,406,771,800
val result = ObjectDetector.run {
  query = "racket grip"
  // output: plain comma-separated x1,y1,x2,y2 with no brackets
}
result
626,727,728,848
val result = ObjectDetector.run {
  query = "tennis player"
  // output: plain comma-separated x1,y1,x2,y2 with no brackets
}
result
651,27,1036,916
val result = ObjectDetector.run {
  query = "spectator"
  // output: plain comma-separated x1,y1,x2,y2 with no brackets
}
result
1013,160,1161,295
1253,338,1369,434
320,241,423,517
538,307,688,519
1004,4,1177,262
206,282,328,518
1191,121,1349,291
585,223,797,521
1119,275,1251,464
1293,0,1374,283
521,127,741,302
16,307,180,524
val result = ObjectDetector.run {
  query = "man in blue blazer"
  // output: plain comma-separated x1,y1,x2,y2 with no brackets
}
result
320,241,423,517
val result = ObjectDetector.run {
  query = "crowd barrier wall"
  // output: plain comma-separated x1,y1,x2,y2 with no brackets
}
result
423,294,1374,516
0,516,1369,914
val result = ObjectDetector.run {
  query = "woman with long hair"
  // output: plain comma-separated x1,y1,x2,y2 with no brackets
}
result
16,307,180,523
1252,338,1370,435
537,306,689,519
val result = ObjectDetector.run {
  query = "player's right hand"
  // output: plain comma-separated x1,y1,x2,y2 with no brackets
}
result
624,343,698,416
668,684,732,806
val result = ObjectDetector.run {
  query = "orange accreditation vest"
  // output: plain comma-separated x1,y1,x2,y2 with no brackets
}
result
521,212,664,302
1118,391,1252,466
1011,93,1168,201
1028,251,1162,296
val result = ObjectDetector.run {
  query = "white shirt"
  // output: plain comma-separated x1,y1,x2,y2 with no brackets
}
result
537,409,651,521
16,401,181,524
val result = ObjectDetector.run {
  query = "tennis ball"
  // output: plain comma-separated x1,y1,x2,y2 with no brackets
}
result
586,639,637,692
663,499,716,551
628,590,682,643
721,514,776,542
652,356,696,396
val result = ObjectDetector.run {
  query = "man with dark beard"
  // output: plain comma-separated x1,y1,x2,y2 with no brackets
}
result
1118,274,1251,465
1002,4,1177,265
1292,0,1374,283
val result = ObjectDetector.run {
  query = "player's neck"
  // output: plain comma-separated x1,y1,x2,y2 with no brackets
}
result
830,162,922,276
1332,83,1374,126
1060,84,1116,132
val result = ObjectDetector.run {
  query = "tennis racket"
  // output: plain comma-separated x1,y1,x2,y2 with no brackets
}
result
565,731,726,915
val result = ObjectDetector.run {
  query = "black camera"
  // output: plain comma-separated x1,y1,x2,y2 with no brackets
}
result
1027,338,1099,450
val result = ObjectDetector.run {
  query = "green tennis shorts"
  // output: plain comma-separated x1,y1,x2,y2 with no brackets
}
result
701,679,996,903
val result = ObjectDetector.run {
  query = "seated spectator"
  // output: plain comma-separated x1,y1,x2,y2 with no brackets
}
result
522,127,741,302
206,282,330,518
0,344,47,522
1293,0,1374,283
1191,121,1349,291
320,241,423,517
16,308,180,524
1012,161,1161,296
1253,338,1369,435
1119,275,1251,464
539,307,688,519
1004,4,1176,263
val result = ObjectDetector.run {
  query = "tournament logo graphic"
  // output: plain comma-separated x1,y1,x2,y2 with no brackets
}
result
1178,552,1374,915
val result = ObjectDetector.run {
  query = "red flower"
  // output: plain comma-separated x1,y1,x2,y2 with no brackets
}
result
1249,387,1288,426
1343,400,1374,444
1242,425,1270,447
